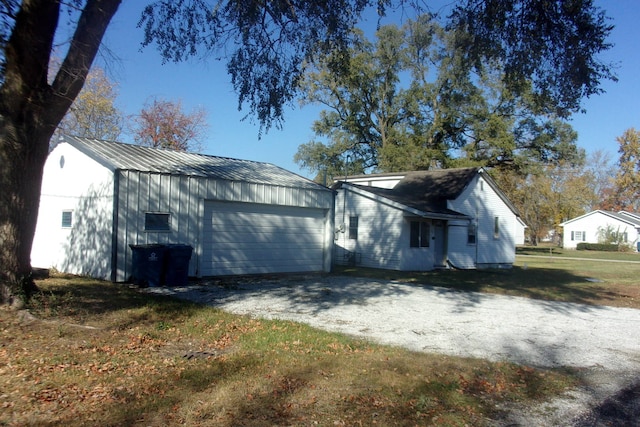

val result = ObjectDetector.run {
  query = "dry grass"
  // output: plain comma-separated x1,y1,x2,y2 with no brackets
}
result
1,274,577,426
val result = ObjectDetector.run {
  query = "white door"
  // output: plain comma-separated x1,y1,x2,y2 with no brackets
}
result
201,201,326,276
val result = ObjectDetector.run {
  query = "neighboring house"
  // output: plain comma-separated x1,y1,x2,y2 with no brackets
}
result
559,210,640,250
32,136,334,282
332,167,523,271
515,217,528,245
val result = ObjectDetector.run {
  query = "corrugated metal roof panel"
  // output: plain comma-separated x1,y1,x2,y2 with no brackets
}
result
61,135,328,191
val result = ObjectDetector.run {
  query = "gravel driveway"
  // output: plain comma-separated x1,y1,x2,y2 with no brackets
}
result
148,274,640,425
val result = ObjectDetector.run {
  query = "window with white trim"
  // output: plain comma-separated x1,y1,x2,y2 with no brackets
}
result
571,230,586,241
494,216,500,239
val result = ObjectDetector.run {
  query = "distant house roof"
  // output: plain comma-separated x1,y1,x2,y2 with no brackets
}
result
333,167,520,219
559,210,640,228
58,135,327,191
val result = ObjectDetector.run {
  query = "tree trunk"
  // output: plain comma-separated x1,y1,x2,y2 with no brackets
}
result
0,0,121,307
0,122,51,307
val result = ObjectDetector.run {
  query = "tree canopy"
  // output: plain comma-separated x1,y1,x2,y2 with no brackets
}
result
294,17,584,180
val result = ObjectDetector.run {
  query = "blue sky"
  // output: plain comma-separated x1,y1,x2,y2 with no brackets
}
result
95,1,638,179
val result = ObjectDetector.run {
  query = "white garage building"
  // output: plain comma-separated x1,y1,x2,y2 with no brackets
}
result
31,136,334,282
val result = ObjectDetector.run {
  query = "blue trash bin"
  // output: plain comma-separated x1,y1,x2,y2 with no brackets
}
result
165,244,193,286
129,244,168,287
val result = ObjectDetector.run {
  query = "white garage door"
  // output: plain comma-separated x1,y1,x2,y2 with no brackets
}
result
201,201,327,276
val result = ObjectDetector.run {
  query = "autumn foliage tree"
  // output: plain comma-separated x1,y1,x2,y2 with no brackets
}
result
132,98,207,152
606,128,640,211
56,66,124,141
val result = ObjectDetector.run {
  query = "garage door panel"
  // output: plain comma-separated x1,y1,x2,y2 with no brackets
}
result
202,202,326,276
203,232,323,246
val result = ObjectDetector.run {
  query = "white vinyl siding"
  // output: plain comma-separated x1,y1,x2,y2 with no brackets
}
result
334,189,435,271
31,144,115,280
448,174,517,269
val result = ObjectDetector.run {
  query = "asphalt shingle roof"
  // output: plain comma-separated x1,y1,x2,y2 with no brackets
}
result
336,168,483,217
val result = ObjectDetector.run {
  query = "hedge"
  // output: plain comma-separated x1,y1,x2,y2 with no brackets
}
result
576,243,620,252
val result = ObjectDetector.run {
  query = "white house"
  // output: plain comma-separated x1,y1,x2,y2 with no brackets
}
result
559,210,640,250
32,136,334,282
332,168,523,271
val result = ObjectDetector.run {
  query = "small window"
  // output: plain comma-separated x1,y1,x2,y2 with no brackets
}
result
572,231,585,241
410,221,430,247
145,212,171,231
61,211,73,228
348,216,358,240
468,222,476,244
494,217,500,239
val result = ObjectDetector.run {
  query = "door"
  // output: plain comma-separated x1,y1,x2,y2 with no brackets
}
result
201,201,326,276
433,220,447,267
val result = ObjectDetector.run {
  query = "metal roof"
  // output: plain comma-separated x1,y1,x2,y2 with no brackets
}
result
60,135,328,191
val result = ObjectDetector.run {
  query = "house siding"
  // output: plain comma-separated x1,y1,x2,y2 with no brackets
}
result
448,174,517,269
32,143,115,280
334,189,435,271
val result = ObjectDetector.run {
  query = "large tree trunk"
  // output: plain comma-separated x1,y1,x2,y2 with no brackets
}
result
0,0,121,307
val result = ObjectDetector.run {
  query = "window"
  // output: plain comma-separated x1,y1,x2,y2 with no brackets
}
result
145,212,171,231
494,217,500,239
467,222,476,244
571,231,586,241
348,216,358,240
410,221,430,247
61,211,73,228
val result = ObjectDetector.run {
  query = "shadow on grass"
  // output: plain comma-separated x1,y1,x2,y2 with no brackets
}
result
333,265,621,311
29,275,205,327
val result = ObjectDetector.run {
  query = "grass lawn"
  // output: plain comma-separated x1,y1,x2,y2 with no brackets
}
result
336,250,640,309
0,273,582,427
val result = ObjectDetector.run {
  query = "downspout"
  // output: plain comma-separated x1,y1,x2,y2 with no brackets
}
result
110,170,120,282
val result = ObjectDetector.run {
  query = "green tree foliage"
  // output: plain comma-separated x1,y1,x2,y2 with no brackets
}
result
138,0,386,134
56,66,124,141
597,224,630,247
608,128,640,211
132,97,208,152
449,0,616,118
295,17,584,180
